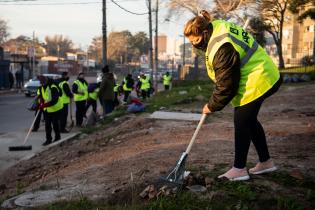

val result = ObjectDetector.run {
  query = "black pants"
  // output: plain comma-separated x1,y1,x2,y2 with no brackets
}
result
234,78,282,169
164,85,170,90
60,104,68,131
86,99,97,113
44,110,61,142
123,91,131,102
75,100,86,126
33,109,43,130
141,89,149,100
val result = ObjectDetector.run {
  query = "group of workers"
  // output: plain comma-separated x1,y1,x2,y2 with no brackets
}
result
32,67,172,146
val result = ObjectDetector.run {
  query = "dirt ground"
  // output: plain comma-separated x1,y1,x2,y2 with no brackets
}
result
1,82,315,205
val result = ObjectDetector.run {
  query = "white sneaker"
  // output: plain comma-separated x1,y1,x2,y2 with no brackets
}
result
249,159,277,175
218,167,250,181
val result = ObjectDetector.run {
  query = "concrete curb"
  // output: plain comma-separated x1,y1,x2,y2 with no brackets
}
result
20,132,80,162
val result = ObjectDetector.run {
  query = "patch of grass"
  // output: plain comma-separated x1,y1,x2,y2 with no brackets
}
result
145,80,213,113
276,196,302,210
265,171,299,187
81,109,126,134
146,192,213,210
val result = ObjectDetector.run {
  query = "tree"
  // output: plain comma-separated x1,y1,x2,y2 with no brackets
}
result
0,18,9,45
107,30,131,64
258,0,292,69
248,16,267,47
2,35,46,57
89,36,102,65
44,35,74,58
129,32,150,56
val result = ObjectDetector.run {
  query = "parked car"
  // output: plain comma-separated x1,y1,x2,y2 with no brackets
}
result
23,73,62,97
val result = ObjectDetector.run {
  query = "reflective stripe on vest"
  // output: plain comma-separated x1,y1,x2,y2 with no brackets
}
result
163,75,172,85
114,84,119,92
59,81,70,104
41,84,63,113
140,77,150,90
206,20,280,107
88,87,99,100
123,78,132,91
73,80,88,101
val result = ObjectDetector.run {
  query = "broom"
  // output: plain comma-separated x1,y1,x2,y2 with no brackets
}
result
8,111,40,151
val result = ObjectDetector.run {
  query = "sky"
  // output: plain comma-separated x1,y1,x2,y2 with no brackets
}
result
0,0,192,54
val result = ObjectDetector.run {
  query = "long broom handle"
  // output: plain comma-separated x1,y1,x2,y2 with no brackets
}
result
23,110,41,145
185,113,207,154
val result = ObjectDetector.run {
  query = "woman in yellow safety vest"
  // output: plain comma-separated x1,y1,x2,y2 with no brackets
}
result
184,10,282,181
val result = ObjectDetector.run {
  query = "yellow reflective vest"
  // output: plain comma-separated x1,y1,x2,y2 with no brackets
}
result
59,81,70,104
140,77,150,90
73,80,88,102
41,84,63,113
205,20,280,107
163,74,172,85
123,78,133,91
88,87,99,101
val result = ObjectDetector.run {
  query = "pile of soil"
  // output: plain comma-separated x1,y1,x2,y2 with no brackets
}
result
0,83,315,207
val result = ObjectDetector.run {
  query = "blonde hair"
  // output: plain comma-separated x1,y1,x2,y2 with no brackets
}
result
184,10,211,38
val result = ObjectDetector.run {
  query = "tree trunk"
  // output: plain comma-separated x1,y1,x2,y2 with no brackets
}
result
277,42,285,69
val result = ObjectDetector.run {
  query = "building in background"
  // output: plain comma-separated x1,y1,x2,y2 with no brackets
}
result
266,3,314,67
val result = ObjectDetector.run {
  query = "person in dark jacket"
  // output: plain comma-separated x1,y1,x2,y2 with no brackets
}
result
184,10,282,181
37,76,64,146
8,71,14,89
58,72,73,132
98,65,115,117
72,72,88,127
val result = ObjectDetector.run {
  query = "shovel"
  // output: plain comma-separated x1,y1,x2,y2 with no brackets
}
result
67,99,74,131
8,111,41,151
164,113,207,185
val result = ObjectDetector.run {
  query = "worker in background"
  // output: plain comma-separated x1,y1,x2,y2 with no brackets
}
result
58,72,73,133
32,88,43,132
72,72,88,127
86,82,100,113
163,71,172,91
138,73,151,100
122,74,134,103
184,10,281,181
99,65,115,116
38,75,63,146
113,83,121,107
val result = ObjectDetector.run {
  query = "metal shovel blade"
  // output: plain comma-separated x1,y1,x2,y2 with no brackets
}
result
164,152,188,185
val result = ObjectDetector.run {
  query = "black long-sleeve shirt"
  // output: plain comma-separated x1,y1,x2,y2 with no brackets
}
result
207,42,241,112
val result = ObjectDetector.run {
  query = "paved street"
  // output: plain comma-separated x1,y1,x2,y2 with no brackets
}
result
0,93,77,173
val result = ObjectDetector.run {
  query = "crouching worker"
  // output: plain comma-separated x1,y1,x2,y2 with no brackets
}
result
38,75,64,146
86,82,100,114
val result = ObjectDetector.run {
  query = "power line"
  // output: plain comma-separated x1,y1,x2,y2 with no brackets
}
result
0,0,149,16
110,0,148,15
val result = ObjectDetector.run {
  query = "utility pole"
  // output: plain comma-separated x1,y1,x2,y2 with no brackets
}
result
102,0,107,67
148,0,154,79
154,0,159,92
32,31,35,78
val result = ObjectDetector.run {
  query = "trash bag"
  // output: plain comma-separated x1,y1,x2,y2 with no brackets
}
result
27,97,39,111
127,103,145,113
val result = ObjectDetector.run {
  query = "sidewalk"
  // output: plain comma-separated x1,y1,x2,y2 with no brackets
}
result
0,127,80,173
0,88,21,96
